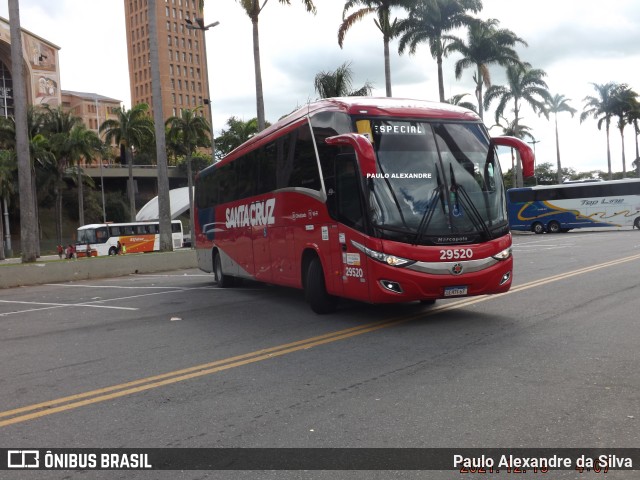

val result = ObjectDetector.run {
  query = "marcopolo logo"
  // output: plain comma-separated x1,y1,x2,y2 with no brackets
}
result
8,450,40,469
225,199,276,229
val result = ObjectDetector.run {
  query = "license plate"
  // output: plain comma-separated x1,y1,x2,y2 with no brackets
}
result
444,286,468,297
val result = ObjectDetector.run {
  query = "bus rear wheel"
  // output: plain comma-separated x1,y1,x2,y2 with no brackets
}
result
635,217,640,230
305,258,337,314
214,252,234,288
547,221,561,233
532,222,544,234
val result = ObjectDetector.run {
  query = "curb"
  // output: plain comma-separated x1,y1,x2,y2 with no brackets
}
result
0,250,198,289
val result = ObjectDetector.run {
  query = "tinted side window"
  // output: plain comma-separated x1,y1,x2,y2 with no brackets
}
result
276,124,321,191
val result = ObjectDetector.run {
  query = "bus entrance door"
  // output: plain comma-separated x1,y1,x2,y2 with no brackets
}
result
333,155,371,303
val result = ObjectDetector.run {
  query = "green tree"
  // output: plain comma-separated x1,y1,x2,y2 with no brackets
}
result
491,115,533,188
484,63,550,186
42,106,88,244
215,116,264,159
237,0,317,131
166,107,211,240
445,93,477,112
580,82,618,180
67,125,102,226
397,0,482,102
314,61,373,98
544,94,576,183
0,150,16,260
610,84,639,177
100,104,155,221
628,99,640,177
339,0,411,97
448,18,526,119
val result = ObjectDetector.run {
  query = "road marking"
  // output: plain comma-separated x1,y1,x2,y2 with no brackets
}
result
1,252,639,428
46,283,192,290
0,300,138,316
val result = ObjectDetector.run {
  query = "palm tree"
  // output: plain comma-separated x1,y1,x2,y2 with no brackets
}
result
397,0,482,102
628,100,640,177
314,62,373,98
0,150,16,260
9,0,37,263
580,82,618,180
0,108,53,257
610,84,639,177
148,1,173,251
492,115,533,188
445,93,477,112
544,94,576,184
484,64,550,124
237,0,317,132
67,125,102,226
339,0,411,97
447,18,526,119
215,116,263,159
100,104,155,221
166,107,211,245
41,106,86,244
483,63,550,186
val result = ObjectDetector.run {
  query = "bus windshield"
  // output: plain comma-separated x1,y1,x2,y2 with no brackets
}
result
361,119,507,244
77,226,109,244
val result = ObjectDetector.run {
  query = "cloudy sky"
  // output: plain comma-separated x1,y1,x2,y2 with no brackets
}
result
2,0,640,175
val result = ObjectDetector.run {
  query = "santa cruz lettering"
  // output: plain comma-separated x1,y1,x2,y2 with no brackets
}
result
225,199,276,229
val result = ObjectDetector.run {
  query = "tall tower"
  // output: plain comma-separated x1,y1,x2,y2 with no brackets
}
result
124,0,210,124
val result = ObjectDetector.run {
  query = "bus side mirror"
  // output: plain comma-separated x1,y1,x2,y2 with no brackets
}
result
491,136,535,178
325,133,377,178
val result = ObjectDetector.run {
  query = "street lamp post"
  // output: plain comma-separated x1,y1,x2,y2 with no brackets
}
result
185,17,219,164
528,139,541,185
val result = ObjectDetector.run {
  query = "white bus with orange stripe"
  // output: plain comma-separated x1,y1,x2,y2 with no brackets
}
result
75,220,184,257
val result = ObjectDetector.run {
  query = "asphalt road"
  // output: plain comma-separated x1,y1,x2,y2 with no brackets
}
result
1,229,639,479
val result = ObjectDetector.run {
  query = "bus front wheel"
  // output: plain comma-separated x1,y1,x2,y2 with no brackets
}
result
547,221,561,233
532,222,544,234
108,247,117,256
305,258,337,314
635,217,640,230
214,252,234,288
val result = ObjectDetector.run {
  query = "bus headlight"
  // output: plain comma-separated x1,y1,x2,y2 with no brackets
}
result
492,247,512,261
351,240,415,267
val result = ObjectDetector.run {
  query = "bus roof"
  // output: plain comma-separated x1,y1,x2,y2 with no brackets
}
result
77,220,180,230
212,97,479,169
508,178,640,192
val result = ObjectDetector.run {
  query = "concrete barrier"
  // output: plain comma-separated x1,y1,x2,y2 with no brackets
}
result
0,250,198,289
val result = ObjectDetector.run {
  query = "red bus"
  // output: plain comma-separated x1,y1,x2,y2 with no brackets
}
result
194,98,534,313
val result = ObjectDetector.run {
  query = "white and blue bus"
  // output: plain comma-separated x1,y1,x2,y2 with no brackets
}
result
507,179,640,234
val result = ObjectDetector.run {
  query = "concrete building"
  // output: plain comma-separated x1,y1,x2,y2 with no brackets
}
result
60,90,122,133
124,0,211,124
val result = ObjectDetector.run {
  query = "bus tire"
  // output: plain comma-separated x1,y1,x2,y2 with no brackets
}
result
305,258,337,314
532,222,544,234
108,247,117,256
547,221,561,233
214,252,234,288
634,217,640,229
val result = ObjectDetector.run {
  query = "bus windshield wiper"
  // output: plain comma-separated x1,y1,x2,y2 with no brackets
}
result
449,165,493,240
413,183,444,245
372,224,417,236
